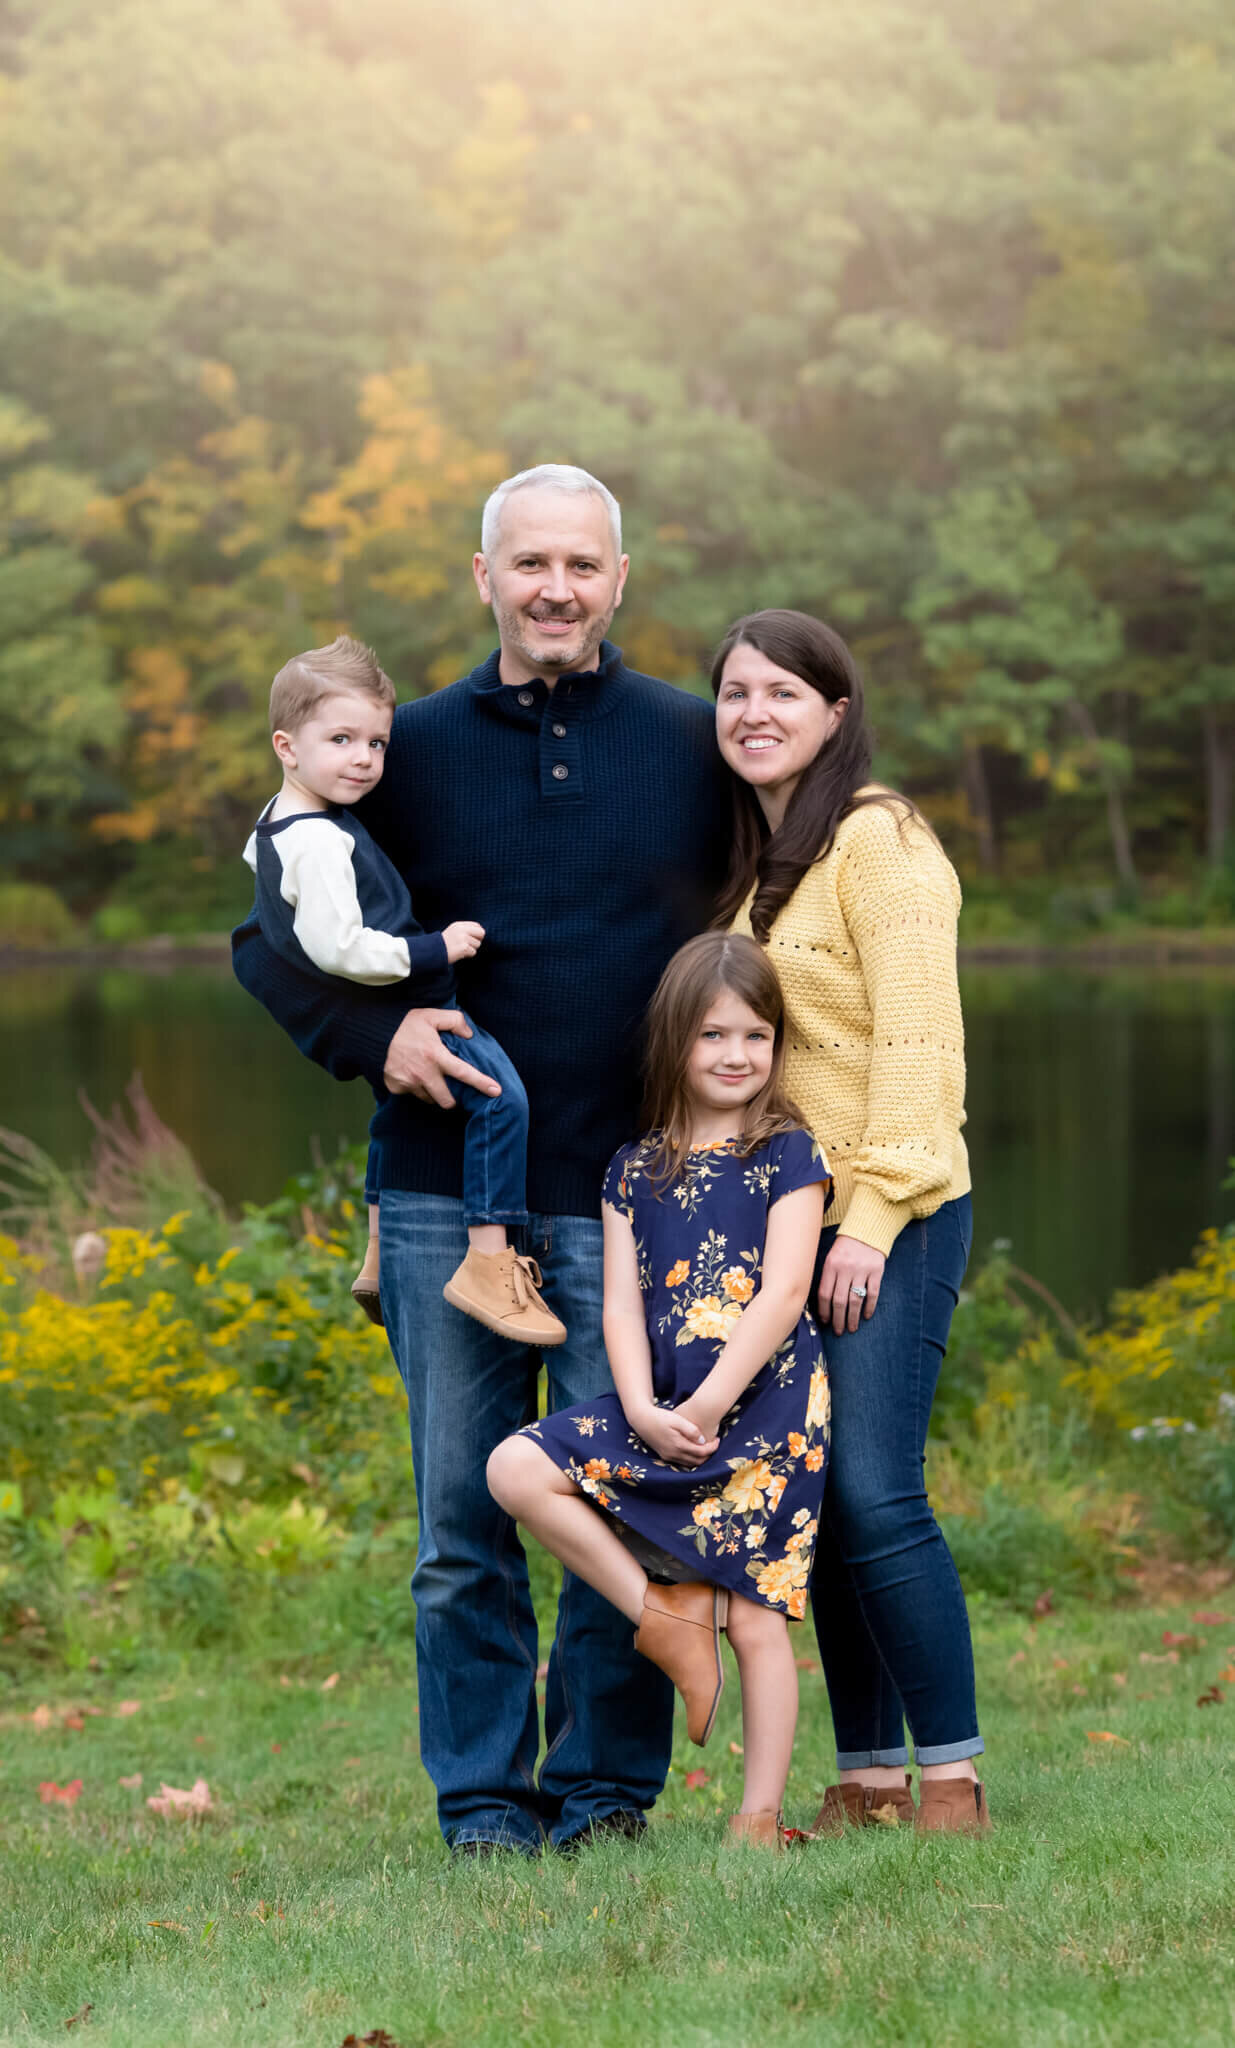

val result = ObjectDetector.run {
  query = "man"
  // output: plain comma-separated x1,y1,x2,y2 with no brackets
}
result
233,463,732,1853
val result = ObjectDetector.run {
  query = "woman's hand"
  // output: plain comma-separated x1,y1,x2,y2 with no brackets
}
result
629,1403,719,1468
818,1234,886,1335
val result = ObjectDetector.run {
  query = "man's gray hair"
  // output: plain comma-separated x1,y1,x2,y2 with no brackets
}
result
480,464,622,560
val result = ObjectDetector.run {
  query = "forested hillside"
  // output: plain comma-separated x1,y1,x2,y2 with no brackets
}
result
2,0,1233,930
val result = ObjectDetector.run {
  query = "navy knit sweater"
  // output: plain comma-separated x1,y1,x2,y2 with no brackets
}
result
232,643,733,1218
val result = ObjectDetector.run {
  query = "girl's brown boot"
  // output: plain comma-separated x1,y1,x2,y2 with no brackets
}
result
633,1581,728,1745
915,1778,992,1832
810,1774,915,1836
726,1809,785,1851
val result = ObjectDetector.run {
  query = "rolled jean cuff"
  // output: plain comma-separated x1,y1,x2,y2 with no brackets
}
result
461,1207,529,1229
913,1736,985,1766
836,1746,910,1769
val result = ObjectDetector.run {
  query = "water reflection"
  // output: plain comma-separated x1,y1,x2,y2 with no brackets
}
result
0,959,1231,1318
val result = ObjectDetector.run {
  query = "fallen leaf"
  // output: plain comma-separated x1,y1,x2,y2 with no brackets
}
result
80,1704,105,1718
30,1703,53,1730
1112,1673,1127,1686
794,1656,818,1672
290,1461,318,1487
344,1757,363,1767
1032,1588,1055,1617
115,1700,141,1717
321,1672,340,1691
270,1743,282,1753
340,2032,401,2048
683,1768,710,1789
1085,1731,1130,1746
728,1741,744,1756
118,1773,143,1789
251,1899,286,1922
1071,1684,1087,1695
1190,1611,1230,1625
866,1797,904,1827
1006,1651,1026,1668
1196,1685,1224,1708
147,1920,189,1933
1162,1631,1198,1651
535,1661,550,1680
39,1779,83,1805
64,2002,93,2028
1220,1666,1235,1683
1052,1657,1069,1670
63,1714,85,1731
1139,1650,1178,1665
146,1777,213,1818
279,1675,292,1688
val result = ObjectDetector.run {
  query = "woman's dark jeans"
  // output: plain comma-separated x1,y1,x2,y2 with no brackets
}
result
810,1194,983,1768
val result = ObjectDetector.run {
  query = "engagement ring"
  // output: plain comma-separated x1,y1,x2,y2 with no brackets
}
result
849,1283,868,1299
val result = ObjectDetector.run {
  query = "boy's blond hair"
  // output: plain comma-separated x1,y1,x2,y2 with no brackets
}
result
269,635,395,735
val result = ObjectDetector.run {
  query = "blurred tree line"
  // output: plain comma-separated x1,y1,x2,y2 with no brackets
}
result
1,0,1233,931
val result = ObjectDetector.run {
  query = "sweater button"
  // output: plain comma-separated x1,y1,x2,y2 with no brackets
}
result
551,763,569,781
552,722,567,738
518,690,534,706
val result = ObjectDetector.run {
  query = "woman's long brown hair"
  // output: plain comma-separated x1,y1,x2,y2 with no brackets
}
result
638,932,805,1190
710,609,920,941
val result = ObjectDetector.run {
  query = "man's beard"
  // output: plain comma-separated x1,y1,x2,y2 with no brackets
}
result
496,599,614,674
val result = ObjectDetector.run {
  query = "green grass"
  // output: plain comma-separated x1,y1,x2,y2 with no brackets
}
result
3,1596,1234,2048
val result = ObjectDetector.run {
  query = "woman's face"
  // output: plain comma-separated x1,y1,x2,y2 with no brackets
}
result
715,642,846,815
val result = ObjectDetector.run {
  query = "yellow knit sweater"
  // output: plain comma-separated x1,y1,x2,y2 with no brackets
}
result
731,793,970,1256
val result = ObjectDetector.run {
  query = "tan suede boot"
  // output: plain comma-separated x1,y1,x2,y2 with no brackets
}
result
810,1773,916,1835
442,1247,567,1347
351,1238,384,1328
808,1783,867,1837
726,1809,785,1851
633,1581,729,1745
915,1778,992,1833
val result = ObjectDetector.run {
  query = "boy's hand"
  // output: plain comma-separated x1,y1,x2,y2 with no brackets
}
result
630,1403,719,1469
443,920,485,964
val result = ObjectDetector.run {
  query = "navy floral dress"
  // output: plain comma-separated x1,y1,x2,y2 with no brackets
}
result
524,1127,833,1617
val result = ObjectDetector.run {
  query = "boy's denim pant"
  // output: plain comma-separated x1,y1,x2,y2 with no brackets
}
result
378,1191,674,1850
442,1017,529,1228
811,1194,985,1768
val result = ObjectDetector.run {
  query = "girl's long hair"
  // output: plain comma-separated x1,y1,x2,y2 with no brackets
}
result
639,932,805,1190
710,609,919,941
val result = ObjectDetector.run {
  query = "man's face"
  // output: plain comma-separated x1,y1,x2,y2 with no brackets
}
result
474,486,629,685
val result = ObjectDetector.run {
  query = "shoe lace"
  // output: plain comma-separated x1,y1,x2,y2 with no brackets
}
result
509,1253,544,1309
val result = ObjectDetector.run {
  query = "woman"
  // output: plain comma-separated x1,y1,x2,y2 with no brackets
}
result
712,608,987,1832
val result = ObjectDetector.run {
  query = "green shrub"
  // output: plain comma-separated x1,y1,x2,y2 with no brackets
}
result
90,901,149,943
0,880,79,949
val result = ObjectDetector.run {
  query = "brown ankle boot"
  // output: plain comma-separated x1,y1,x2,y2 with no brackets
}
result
443,1248,567,1347
915,1778,991,1833
633,1581,728,1745
863,1775,917,1827
808,1783,867,1837
726,1809,784,1851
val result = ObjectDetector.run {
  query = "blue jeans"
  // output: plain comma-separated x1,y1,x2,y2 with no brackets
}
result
810,1195,984,1768
364,1021,527,1219
378,1191,674,1850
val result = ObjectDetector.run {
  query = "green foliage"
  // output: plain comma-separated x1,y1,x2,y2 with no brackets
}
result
0,881,79,949
1,1,1235,912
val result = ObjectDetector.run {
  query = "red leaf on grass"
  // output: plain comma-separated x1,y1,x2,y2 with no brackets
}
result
118,1773,143,1790
270,1743,282,1753
115,1700,142,1716
1085,1730,1129,1746
683,1769,710,1789
1191,1611,1230,1625
728,1741,744,1756
64,2003,94,2028
1220,1667,1235,1683
1162,1631,1198,1651
29,1703,53,1730
794,1656,818,1672
321,1673,340,1691
39,1779,83,1805
1033,1588,1055,1617
340,2033,401,2048
1196,1685,1224,1707
63,1715,85,1731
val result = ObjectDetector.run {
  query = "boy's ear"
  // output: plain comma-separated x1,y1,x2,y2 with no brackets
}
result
272,728,296,768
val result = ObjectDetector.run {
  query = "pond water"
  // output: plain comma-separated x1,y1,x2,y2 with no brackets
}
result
0,960,1230,1319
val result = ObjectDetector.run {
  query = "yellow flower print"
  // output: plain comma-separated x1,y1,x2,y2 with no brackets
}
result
787,1432,807,1458
755,1551,810,1607
792,1507,811,1529
787,1587,808,1621
767,1473,787,1513
805,1365,831,1431
682,1294,743,1343
744,1522,767,1549
666,1260,690,1286
693,1496,722,1526
722,1458,773,1514
720,1266,754,1303
575,1415,600,1437
805,1445,825,1472
583,1457,612,1480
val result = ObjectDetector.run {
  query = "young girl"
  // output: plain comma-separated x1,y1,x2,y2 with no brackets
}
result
487,932,832,1849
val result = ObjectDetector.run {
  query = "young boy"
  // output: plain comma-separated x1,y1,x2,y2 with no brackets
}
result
243,635,565,1347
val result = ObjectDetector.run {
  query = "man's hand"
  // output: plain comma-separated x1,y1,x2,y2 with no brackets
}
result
629,1402,719,1468
383,1008,502,1107
818,1234,886,1336
443,920,485,964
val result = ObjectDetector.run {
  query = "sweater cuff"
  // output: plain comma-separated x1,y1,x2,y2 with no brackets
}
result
343,1001,406,1092
835,1184,915,1259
